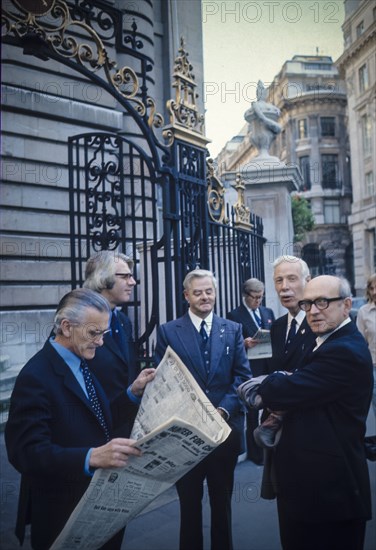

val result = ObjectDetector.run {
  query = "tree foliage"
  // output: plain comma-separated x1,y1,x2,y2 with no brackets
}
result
291,195,315,242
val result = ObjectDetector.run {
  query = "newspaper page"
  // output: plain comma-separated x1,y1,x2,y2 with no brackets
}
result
51,346,231,549
247,329,272,359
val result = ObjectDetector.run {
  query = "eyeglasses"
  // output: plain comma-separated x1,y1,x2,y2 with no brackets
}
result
298,297,344,312
246,292,263,300
86,328,111,340
115,273,134,280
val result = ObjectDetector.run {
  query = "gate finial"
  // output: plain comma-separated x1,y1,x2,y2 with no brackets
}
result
163,37,210,147
233,173,252,230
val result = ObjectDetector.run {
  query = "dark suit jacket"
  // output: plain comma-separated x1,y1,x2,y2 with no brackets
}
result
269,314,316,373
5,341,119,549
258,321,373,523
88,311,139,434
154,313,251,437
227,304,275,376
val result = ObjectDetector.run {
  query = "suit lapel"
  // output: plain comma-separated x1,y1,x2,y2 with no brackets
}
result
175,314,207,383
103,332,126,363
260,307,273,330
47,341,112,429
207,315,227,384
239,305,259,336
273,315,288,356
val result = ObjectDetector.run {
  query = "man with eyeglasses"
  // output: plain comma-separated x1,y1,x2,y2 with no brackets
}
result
227,278,275,464
5,288,155,550
84,250,144,434
253,275,373,550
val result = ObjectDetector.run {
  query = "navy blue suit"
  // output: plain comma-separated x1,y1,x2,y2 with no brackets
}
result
5,341,128,550
88,310,139,435
259,321,373,550
227,304,275,463
269,314,316,373
154,313,251,550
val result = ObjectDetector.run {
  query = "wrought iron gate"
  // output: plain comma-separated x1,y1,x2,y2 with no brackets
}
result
3,0,266,367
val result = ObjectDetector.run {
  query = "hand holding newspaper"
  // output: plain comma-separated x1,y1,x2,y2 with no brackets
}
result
51,346,231,549
247,329,272,359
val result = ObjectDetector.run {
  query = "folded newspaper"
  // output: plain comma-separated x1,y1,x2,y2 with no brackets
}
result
50,346,231,549
247,329,272,359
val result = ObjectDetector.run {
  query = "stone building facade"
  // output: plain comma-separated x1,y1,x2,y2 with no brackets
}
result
216,54,354,284
1,0,205,369
336,0,376,295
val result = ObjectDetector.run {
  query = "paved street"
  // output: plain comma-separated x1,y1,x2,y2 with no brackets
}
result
1,415,375,550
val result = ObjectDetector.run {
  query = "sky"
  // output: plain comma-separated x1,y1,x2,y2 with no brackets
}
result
201,0,346,157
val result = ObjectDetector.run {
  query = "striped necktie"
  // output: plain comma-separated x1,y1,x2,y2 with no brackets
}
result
253,310,262,328
80,360,110,441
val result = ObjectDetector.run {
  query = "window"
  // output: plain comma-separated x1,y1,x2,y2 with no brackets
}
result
361,115,372,156
359,64,369,93
324,199,340,224
298,119,308,139
304,63,331,71
320,117,335,137
299,156,311,190
356,21,364,38
365,172,375,197
322,155,339,189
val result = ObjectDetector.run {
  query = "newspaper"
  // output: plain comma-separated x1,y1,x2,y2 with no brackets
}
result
247,329,272,359
50,346,231,549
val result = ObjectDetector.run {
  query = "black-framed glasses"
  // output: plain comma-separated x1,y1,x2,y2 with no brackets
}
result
246,292,263,300
298,296,344,312
115,273,134,280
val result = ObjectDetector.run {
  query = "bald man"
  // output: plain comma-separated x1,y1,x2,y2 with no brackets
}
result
257,275,373,550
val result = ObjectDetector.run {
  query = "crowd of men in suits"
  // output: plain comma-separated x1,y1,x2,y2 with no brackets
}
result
5,253,374,550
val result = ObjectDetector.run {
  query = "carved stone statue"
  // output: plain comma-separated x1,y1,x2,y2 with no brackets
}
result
244,80,282,159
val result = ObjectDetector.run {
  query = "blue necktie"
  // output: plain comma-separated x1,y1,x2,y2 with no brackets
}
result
200,320,208,343
253,311,262,328
80,360,110,441
285,318,297,352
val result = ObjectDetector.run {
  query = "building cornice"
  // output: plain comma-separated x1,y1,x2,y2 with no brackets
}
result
280,94,347,112
336,23,376,74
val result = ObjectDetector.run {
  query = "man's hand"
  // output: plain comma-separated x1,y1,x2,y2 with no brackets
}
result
90,438,142,469
130,368,156,397
244,337,258,349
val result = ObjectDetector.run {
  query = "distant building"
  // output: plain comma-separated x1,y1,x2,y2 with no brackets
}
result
217,54,352,281
336,0,376,295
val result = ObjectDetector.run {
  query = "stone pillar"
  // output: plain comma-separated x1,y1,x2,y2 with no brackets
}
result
224,162,302,317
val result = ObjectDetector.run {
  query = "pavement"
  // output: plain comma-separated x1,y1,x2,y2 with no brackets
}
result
1,413,375,550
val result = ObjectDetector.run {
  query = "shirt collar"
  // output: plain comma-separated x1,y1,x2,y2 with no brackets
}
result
49,337,82,375
314,317,351,350
188,310,213,334
242,297,260,317
287,309,306,329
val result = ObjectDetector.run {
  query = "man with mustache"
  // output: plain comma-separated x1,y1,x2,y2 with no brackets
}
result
269,255,316,373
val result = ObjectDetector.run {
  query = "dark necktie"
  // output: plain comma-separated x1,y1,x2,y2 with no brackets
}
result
253,310,262,328
285,318,297,352
80,360,110,441
200,320,208,343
